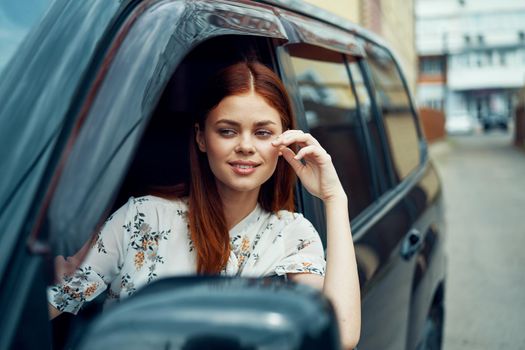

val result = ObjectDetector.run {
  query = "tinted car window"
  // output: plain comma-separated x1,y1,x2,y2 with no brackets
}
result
366,43,421,181
288,48,375,220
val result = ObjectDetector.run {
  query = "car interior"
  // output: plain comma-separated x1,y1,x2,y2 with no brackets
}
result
112,35,277,210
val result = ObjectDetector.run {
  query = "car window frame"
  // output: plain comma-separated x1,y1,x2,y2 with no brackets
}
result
346,37,434,240
275,17,431,240
343,54,382,199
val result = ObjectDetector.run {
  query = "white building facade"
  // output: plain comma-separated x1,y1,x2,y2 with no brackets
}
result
416,0,525,121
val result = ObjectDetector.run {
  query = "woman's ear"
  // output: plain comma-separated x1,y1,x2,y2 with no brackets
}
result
195,124,206,152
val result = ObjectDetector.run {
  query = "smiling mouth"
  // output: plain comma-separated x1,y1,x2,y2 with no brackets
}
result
229,161,260,168
232,164,257,169
229,161,260,174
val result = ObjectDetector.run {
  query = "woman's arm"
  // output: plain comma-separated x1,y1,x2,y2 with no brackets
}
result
47,198,131,317
323,193,361,349
273,130,361,350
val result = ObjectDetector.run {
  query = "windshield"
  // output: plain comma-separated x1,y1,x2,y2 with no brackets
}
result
0,0,53,76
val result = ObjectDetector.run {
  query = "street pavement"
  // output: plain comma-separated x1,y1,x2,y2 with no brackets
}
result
429,131,525,350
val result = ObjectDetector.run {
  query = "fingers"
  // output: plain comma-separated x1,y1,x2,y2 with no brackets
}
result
280,146,304,173
272,129,321,148
294,145,331,162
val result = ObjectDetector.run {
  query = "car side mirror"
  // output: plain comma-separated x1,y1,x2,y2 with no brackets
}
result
74,276,341,350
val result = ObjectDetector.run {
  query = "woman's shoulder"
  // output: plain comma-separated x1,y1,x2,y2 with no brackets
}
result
266,209,320,242
269,208,309,226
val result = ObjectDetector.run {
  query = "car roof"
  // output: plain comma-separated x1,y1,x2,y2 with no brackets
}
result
113,0,391,50
259,0,390,47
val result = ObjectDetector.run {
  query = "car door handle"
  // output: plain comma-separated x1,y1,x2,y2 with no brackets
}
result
400,229,423,260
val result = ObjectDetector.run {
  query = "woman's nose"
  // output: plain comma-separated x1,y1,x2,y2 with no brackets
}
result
235,134,255,154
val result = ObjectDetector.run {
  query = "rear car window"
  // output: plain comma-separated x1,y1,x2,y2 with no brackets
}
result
366,43,421,181
288,48,375,220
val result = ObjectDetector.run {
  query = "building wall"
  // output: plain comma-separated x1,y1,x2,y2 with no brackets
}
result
302,0,360,23
375,0,417,94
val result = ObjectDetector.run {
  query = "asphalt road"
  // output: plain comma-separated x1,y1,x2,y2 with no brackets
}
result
429,131,525,350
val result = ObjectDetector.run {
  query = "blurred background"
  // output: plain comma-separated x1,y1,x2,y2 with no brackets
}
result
303,0,525,348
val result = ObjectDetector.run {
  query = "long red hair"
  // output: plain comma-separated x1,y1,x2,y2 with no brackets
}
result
166,61,296,274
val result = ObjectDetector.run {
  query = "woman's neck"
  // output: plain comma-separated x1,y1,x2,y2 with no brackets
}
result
218,189,259,229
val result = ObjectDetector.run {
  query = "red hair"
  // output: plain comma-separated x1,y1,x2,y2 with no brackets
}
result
170,61,296,274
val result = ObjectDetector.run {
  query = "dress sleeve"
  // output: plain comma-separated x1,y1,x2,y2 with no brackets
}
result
273,213,326,277
47,198,131,314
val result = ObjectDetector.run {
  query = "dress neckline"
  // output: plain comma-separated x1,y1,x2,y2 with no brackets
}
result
229,203,264,237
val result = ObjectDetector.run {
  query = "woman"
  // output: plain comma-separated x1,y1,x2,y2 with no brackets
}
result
48,61,361,349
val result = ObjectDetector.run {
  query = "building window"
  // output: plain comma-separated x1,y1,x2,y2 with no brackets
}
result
519,31,525,42
464,35,471,45
476,53,482,67
420,57,443,74
500,51,506,66
428,99,443,110
477,35,484,45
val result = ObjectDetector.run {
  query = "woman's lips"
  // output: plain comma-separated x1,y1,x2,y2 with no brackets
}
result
229,161,260,175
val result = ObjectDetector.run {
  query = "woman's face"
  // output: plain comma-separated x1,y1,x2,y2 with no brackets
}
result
196,92,284,199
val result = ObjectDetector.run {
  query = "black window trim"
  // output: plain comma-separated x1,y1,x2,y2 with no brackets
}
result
356,58,398,190
343,55,381,200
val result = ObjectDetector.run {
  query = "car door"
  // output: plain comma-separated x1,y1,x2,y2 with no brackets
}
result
361,41,445,350
354,40,436,349
1,1,293,349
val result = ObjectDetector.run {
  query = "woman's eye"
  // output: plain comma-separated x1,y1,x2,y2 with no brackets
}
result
255,129,273,138
219,129,236,137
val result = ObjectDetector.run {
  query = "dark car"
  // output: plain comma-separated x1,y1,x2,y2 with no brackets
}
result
0,1,446,349
480,112,509,132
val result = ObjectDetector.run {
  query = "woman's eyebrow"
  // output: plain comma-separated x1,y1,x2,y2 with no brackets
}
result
215,119,240,127
215,119,277,127
254,120,278,127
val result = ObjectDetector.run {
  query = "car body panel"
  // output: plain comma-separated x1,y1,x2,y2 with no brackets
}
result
0,1,446,349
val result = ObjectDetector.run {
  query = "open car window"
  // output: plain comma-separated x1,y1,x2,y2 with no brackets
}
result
33,0,286,260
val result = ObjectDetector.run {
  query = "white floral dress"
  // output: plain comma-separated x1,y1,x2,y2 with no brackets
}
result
48,195,326,314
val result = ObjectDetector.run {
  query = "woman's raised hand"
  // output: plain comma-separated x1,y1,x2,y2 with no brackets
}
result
272,130,346,203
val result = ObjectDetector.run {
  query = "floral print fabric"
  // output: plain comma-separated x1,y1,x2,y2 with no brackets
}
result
48,195,326,314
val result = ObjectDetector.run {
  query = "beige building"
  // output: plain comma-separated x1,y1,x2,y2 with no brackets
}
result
303,0,417,94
